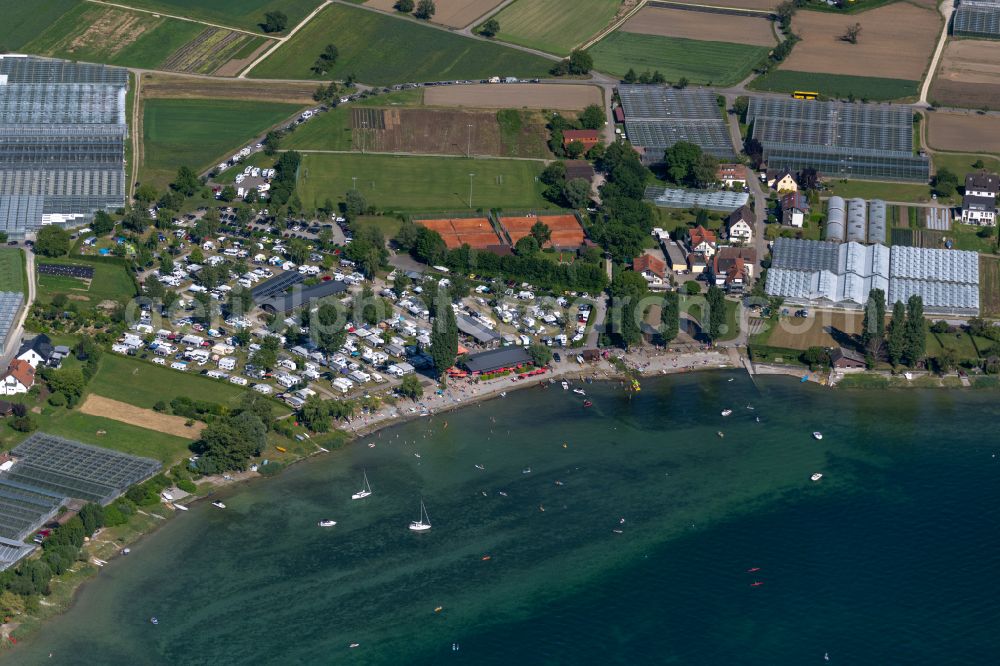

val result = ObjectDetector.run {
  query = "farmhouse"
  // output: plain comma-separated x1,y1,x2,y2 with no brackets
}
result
562,130,600,152
961,171,998,226
768,170,798,193
831,347,867,369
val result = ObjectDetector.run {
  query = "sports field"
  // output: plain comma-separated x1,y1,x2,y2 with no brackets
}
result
489,0,622,55
141,98,304,188
588,32,768,85
0,0,78,51
749,70,919,101
416,217,502,249
36,258,136,306
249,3,552,85
24,3,203,69
0,249,25,296
114,0,323,34
297,153,551,212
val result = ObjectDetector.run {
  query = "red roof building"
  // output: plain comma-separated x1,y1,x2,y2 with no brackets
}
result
688,225,718,256
633,254,667,284
563,129,600,151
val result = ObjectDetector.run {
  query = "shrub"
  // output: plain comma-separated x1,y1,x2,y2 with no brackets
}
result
177,479,197,494
48,392,67,407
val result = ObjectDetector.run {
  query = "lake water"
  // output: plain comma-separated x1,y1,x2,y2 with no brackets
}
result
10,373,1000,665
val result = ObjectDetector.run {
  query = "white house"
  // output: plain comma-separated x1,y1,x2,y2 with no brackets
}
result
0,360,35,395
962,171,998,226
726,205,754,244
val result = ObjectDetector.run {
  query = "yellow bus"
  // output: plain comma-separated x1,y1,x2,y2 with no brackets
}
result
792,91,819,100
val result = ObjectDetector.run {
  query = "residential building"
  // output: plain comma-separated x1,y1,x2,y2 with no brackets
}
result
716,163,747,188
962,171,998,226
712,247,756,292
16,334,55,369
0,360,35,395
633,254,667,287
768,170,798,193
688,225,717,257
562,130,600,152
781,192,810,228
725,205,754,243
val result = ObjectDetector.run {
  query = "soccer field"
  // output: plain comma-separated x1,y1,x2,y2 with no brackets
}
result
297,154,552,212
489,0,621,55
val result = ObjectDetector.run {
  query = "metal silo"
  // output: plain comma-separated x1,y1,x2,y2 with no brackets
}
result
868,199,886,245
846,198,867,243
825,195,845,242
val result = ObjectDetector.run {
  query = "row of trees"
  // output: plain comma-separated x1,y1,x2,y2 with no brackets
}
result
193,393,275,473
860,289,927,367
394,0,436,19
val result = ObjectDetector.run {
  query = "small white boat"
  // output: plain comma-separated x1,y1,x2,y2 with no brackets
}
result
717,431,725,438
161,491,174,502
414,453,421,458
721,409,733,417
475,464,485,470
811,473,823,482
498,491,508,497
409,500,432,532
211,501,226,509
522,467,531,474
352,470,372,500
350,643,360,649
318,519,337,527
561,381,569,390
500,391,507,397
150,617,159,625
572,389,586,395
173,503,188,512
813,432,823,440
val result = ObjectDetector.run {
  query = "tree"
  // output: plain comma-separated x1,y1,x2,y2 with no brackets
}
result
429,292,458,375
841,22,862,44
973,159,985,169
887,300,907,366
399,373,424,399
34,225,71,257
312,44,339,75
479,17,500,37
564,178,591,209
91,210,115,236
412,226,448,265
904,295,926,366
530,221,552,247
565,140,585,159
798,167,819,191
262,10,287,32
528,343,553,367
218,185,236,202
860,288,886,358
675,77,689,89
172,166,200,196
685,280,701,295
415,0,436,19
515,235,539,256
579,104,605,130
801,346,831,370
660,291,679,344
299,395,333,432
264,130,282,156
134,183,158,204
706,285,726,342
79,503,104,535
608,271,648,349
394,0,414,11
568,50,593,74
314,302,347,355
932,168,959,198
345,189,367,219
623,68,637,84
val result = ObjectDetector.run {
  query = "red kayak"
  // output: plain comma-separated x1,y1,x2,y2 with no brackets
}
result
746,567,761,573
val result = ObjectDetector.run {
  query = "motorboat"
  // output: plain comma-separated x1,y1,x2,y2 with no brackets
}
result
721,409,733,417
173,503,188,512
414,453,421,458
352,470,372,500
612,529,623,534
475,464,485,470
318,519,337,527
498,491,508,497
481,555,492,561
161,491,174,502
211,501,226,509
522,467,531,474
813,432,823,440
561,381,569,390
349,643,360,649
409,500,432,531
811,473,823,482
150,617,159,625
554,480,564,486
572,389,586,395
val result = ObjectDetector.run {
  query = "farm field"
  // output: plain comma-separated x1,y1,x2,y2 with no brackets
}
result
36,409,194,464
620,6,775,46
424,83,602,110
0,249,25,296
981,255,1000,317
0,0,79,51
668,0,777,9
114,0,323,34
765,310,864,351
588,32,768,85
24,3,203,69
750,70,919,101
929,40,1000,111
80,395,206,440
249,4,553,85
779,5,940,81
35,258,136,306
366,0,504,28
160,27,268,75
489,0,622,55
296,153,552,212
926,113,1000,154
140,73,318,104
286,106,552,158
141,98,305,188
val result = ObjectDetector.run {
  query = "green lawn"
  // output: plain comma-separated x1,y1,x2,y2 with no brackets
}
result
249,3,553,85
24,2,203,69
142,98,305,189
932,152,1000,179
588,32,768,86
824,180,934,203
297,153,552,212
750,70,919,102
35,257,136,306
89,354,257,410
0,248,25,296
0,0,79,51
39,410,194,464
352,215,404,240
114,0,322,34
489,0,621,56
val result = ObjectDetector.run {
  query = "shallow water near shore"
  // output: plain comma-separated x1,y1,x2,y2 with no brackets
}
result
10,373,1000,664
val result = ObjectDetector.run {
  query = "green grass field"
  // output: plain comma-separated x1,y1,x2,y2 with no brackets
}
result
824,180,934,203
588,32,768,86
24,3,203,69
0,249,25,296
297,153,552,212
0,0,79,51
932,152,1000,179
142,98,304,189
284,90,422,152
36,258,136,305
116,0,322,34
750,70,919,102
249,3,553,85
40,410,194,463
489,0,621,56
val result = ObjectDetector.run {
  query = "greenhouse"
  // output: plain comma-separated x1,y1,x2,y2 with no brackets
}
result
618,85,733,162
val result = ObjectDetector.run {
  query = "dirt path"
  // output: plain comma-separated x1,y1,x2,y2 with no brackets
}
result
238,0,332,78
80,395,205,438
130,71,141,196
920,0,955,106
84,0,274,37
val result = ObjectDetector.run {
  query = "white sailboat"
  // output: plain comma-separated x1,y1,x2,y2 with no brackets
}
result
351,470,372,500
409,500,432,532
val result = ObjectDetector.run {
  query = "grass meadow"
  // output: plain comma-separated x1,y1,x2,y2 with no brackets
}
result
489,0,621,55
297,153,551,212
750,70,919,101
0,0,79,51
249,3,552,85
114,0,323,33
35,258,137,305
0,249,25,296
588,32,768,86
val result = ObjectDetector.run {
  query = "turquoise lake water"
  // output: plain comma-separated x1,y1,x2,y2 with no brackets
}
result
9,373,1000,664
